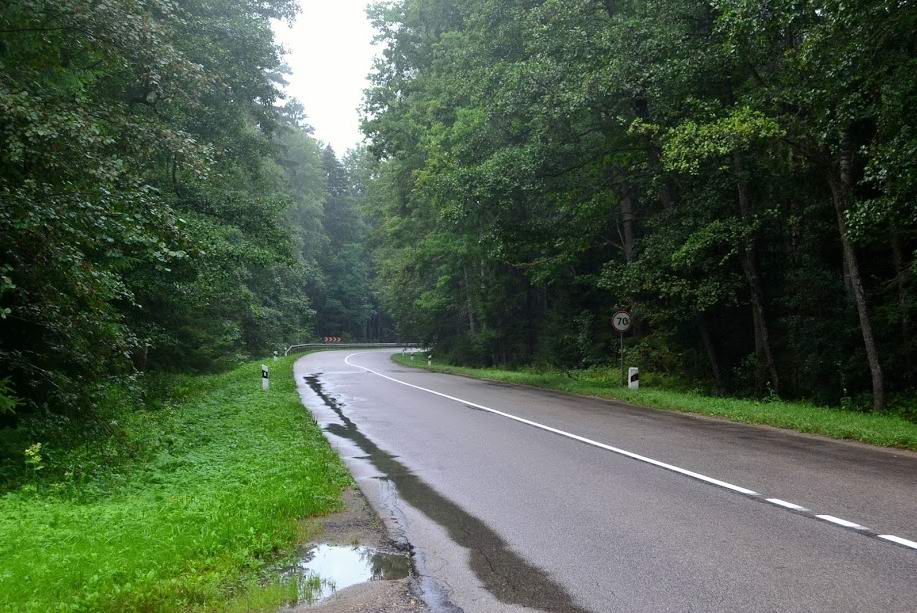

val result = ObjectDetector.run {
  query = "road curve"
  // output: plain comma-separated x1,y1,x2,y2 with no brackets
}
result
294,349,917,612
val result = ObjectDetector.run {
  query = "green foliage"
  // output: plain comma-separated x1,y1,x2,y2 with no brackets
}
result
310,147,375,340
662,108,784,174
0,0,381,421
0,378,17,416
0,354,350,612
22,442,43,474
364,0,917,407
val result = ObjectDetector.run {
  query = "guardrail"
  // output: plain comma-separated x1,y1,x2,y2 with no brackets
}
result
283,342,424,356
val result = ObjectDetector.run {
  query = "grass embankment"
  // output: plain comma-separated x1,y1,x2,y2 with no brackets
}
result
392,354,917,451
0,355,350,612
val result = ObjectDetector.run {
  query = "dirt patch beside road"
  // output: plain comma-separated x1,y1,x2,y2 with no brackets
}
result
285,487,426,613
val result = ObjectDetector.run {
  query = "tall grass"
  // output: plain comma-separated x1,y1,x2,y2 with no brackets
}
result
392,355,917,450
0,355,350,612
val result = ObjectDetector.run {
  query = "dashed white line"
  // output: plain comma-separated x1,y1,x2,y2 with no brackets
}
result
816,515,867,530
878,535,917,550
340,351,917,552
766,498,808,511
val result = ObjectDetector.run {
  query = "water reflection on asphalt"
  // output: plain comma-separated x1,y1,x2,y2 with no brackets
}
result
292,543,411,603
304,374,589,613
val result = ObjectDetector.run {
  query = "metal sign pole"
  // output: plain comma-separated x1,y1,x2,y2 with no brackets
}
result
612,310,632,388
620,332,625,387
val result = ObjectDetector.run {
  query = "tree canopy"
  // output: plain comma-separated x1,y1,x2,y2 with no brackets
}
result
0,0,375,422
362,0,917,409
2,0,914,422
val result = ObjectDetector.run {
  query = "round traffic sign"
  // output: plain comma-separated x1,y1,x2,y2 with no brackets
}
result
612,310,632,333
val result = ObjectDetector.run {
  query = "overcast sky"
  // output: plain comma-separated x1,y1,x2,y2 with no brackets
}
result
273,1,378,154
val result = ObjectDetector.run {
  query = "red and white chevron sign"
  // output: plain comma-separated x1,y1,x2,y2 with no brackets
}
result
322,337,342,343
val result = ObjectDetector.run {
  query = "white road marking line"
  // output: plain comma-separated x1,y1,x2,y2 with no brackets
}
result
815,515,867,529
766,498,808,511
878,535,917,550
344,352,758,496
338,352,917,552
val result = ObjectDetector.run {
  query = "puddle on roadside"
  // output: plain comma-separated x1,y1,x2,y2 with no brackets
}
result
290,544,411,604
302,374,589,613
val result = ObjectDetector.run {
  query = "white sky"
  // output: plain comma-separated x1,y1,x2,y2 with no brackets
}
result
273,1,378,154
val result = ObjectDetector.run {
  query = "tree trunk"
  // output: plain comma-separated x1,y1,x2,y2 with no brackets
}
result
633,97,675,210
654,166,675,210
733,152,780,395
620,192,636,263
698,316,725,394
841,252,855,302
463,265,477,335
890,230,912,374
478,259,488,332
526,285,536,358
828,136,885,410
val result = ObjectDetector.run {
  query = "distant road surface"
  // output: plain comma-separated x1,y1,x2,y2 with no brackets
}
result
294,349,917,612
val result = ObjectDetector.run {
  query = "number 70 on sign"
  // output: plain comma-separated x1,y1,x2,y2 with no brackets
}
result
612,311,632,333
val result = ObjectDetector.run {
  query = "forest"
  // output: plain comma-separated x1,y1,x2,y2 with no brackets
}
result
2,0,916,442
361,0,917,410
1,0,376,432
1,0,915,608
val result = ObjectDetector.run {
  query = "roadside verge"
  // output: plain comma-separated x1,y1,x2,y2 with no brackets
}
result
0,354,351,611
391,354,917,451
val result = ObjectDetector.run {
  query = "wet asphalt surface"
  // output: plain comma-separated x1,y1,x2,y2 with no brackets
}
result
294,350,917,612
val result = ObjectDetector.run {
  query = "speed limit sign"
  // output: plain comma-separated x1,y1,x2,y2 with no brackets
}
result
612,311,632,333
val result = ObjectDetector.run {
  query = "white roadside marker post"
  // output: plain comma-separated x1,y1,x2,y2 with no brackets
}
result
261,364,269,391
628,367,639,390
272,351,278,361
428,353,432,367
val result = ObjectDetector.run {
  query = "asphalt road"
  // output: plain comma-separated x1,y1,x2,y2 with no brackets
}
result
294,350,917,612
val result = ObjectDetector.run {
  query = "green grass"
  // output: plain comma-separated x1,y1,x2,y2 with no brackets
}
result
392,354,917,451
0,354,351,612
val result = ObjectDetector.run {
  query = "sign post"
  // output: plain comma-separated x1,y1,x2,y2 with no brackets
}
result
612,310,632,386
261,364,269,391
